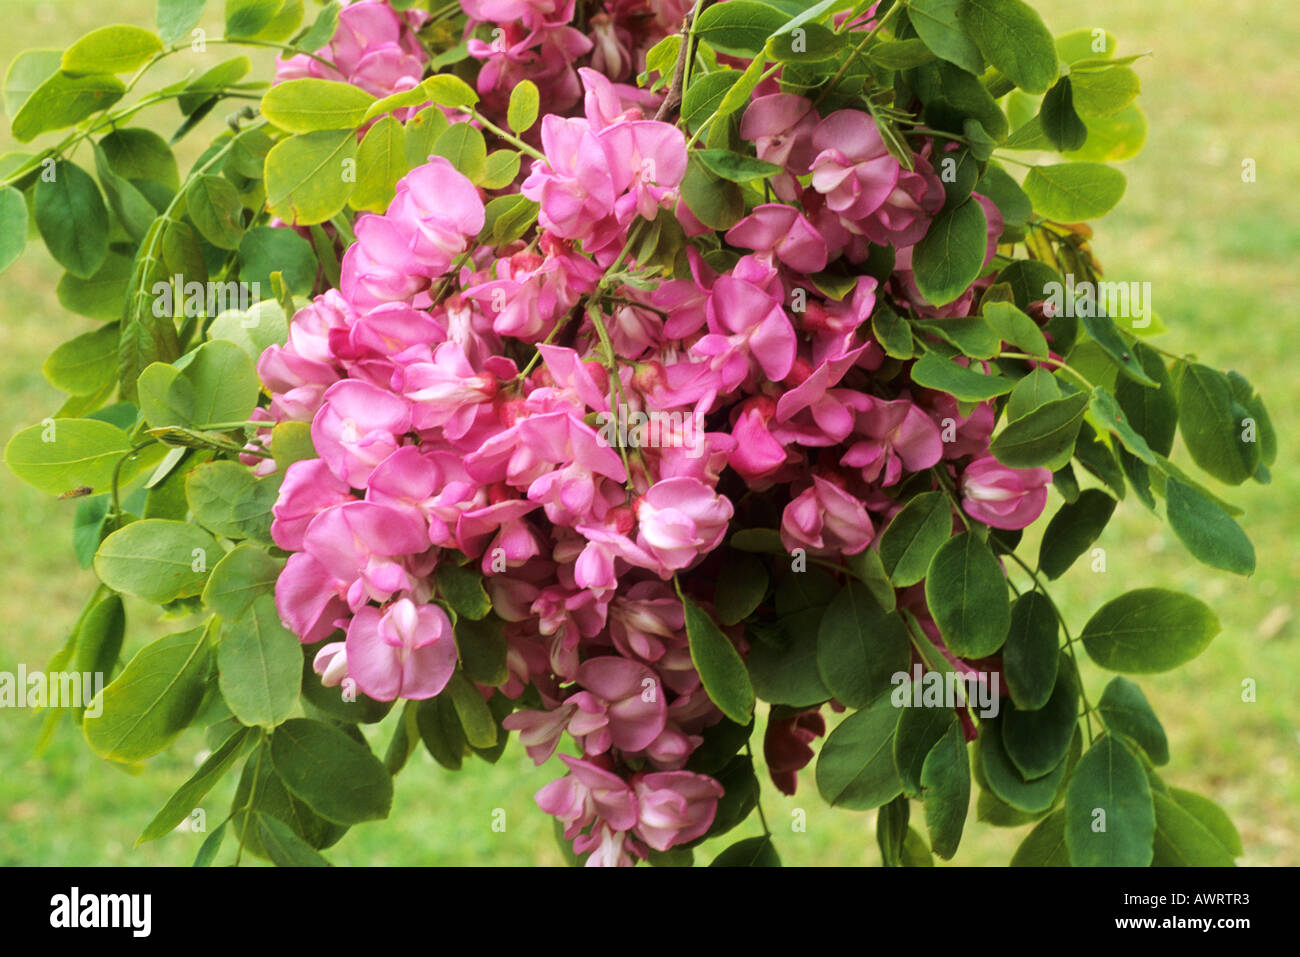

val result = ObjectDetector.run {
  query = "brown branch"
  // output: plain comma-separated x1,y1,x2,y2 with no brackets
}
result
653,6,701,122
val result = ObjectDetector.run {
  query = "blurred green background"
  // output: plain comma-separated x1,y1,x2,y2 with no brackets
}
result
0,0,1295,866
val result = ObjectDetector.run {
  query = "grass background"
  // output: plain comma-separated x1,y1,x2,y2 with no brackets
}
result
0,0,1295,866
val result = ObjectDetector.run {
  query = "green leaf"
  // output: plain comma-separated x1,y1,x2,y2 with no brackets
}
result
186,461,278,542
681,70,741,134
432,121,487,183
271,420,315,471
0,185,28,272
265,129,359,226
989,389,1089,470
1038,488,1116,579
435,562,490,620
678,586,754,724
137,362,194,429
1070,66,1139,117
416,695,466,770
1079,312,1156,386
238,225,317,297
983,300,1047,358
222,0,283,38
202,543,283,619
1097,676,1168,766
72,591,126,683
63,25,162,75
12,71,125,142
506,79,539,133
693,149,784,183
34,161,109,278
1010,807,1069,865
186,337,261,427
84,624,213,762
911,198,988,307
5,417,133,495
904,0,984,75
1039,78,1087,152
1022,162,1126,221
231,739,347,855
924,532,1010,657
959,0,1058,94
1065,733,1154,866
815,698,903,810
714,552,769,626
1164,476,1255,575
43,324,120,396
158,0,207,45
1113,342,1176,456
910,350,1013,401
979,717,1066,812
766,21,840,62
1088,387,1155,465
479,149,521,190
192,818,226,866
4,48,61,119
351,116,406,212
292,0,341,53
455,615,508,687
57,251,134,319
871,305,914,359
270,718,393,825
694,0,787,57
878,491,952,587
710,835,780,866
1001,654,1078,778
420,74,479,110
920,721,970,859
1002,591,1058,710
680,153,744,230
100,127,179,191
186,174,245,250
894,704,956,798
915,315,999,359
93,143,157,241
1173,361,1258,485
95,519,217,602
1169,787,1242,857
1080,587,1219,673
138,725,250,843
255,811,330,866
1005,367,1061,422
1066,102,1147,163
445,670,497,749
218,594,302,728
816,582,910,709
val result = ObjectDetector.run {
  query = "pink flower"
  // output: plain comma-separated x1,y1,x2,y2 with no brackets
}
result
764,708,826,796
630,770,724,851
566,656,667,754
385,157,486,274
345,598,458,701
780,475,875,556
841,397,944,486
311,380,412,487
271,459,355,552
726,204,828,274
856,151,945,247
634,477,733,572
809,110,900,221
536,753,639,834
959,456,1052,529
522,116,620,242
301,501,431,610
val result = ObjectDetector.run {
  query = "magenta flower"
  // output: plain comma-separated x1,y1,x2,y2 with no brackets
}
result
780,475,875,556
809,110,900,221
841,397,944,486
345,598,458,701
630,770,724,851
959,456,1052,529
726,203,829,274
567,656,668,754
634,477,733,572
311,380,412,487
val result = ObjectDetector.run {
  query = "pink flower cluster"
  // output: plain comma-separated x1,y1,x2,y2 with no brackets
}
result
276,0,431,100
258,3,1057,865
